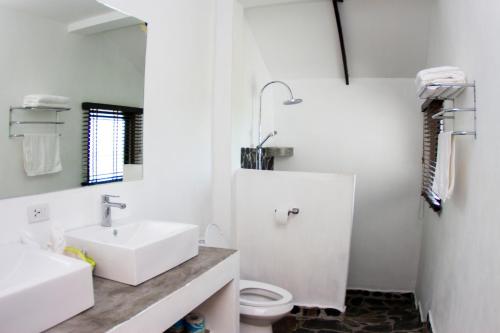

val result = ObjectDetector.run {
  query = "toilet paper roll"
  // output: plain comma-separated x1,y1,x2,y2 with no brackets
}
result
274,208,289,225
185,313,205,333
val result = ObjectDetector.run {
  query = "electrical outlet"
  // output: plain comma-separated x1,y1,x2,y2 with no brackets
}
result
27,204,50,223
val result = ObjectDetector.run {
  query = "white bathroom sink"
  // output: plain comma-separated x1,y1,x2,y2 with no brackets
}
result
65,219,199,285
0,243,94,333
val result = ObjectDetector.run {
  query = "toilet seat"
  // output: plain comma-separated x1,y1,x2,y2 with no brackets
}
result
240,280,293,308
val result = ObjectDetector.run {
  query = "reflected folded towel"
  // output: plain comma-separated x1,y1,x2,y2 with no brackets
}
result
432,131,455,202
22,94,70,108
416,66,466,98
23,133,62,176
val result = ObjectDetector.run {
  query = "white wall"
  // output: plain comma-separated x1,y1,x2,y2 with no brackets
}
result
0,7,145,199
231,1,274,165
135,0,215,226
236,169,355,310
211,0,235,245
0,181,142,245
415,1,500,332
0,0,217,245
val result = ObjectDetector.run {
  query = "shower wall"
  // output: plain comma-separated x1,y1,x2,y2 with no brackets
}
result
273,78,422,291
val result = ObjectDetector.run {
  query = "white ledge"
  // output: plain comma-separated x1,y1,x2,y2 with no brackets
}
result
68,11,142,35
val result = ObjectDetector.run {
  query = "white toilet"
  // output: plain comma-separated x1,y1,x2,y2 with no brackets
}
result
202,224,294,333
239,279,294,333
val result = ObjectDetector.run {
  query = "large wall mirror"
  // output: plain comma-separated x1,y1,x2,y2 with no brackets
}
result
0,0,146,200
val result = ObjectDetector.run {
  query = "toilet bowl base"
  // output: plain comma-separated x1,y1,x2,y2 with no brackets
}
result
240,321,272,333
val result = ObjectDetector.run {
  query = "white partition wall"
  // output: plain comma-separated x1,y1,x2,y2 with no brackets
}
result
235,169,356,310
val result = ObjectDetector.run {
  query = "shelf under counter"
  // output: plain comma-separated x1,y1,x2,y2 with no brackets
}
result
45,247,239,333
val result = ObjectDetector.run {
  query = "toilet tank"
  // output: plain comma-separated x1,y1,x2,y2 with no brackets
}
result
201,224,229,248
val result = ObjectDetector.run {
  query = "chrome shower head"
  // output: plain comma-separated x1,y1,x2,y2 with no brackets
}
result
283,98,303,105
257,80,302,153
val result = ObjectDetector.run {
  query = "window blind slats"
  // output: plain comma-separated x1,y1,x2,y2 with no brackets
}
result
81,103,143,186
421,99,444,212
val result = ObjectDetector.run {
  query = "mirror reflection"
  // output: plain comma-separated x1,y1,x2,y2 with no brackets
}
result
0,0,146,199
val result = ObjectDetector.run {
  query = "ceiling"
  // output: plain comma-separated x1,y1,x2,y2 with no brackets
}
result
240,0,324,8
244,0,432,78
0,0,114,24
0,0,146,75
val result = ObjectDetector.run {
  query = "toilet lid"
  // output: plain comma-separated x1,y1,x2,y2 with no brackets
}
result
240,280,293,307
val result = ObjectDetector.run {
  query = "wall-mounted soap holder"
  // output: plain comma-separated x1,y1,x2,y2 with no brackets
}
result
266,147,294,158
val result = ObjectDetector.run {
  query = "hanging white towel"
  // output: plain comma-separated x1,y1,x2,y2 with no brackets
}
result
432,131,455,202
23,133,62,176
22,95,70,109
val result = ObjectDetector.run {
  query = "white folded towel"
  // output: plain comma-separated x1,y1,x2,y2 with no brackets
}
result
432,131,455,202
23,133,63,176
416,65,461,76
416,66,467,98
22,94,70,108
415,66,464,84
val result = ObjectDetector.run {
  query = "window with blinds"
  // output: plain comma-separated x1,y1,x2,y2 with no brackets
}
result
82,103,143,186
421,99,444,212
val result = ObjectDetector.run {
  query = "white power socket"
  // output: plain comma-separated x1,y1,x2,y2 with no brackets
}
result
27,204,50,223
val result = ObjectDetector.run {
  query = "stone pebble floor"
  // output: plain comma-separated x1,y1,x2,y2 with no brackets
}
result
273,290,432,333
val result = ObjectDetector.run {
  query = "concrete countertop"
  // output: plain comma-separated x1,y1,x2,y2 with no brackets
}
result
45,247,237,333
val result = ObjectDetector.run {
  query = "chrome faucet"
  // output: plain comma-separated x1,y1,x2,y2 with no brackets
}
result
256,130,278,170
257,130,278,149
101,195,127,227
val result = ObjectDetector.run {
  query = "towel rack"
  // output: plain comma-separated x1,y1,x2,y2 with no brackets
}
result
421,82,477,139
418,82,475,100
8,106,70,138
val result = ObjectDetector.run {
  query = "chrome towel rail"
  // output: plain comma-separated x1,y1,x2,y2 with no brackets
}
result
9,133,62,138
10,106,70,112
423,81,477,139
10,121,65,125
432,107,476,120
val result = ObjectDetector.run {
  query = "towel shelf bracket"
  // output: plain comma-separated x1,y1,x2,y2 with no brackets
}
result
418,82,475,100
8,105,70,138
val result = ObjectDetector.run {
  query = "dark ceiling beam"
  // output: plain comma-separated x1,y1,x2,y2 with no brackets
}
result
332,0,349,85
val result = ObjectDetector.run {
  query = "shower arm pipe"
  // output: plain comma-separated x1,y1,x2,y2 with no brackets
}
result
258,81,294,146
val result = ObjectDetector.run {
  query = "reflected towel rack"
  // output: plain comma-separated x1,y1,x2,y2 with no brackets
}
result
9,105,70,138
421,82,477,138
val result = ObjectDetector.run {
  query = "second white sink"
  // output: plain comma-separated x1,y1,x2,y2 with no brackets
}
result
0,243,94,333
66,219,199,285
